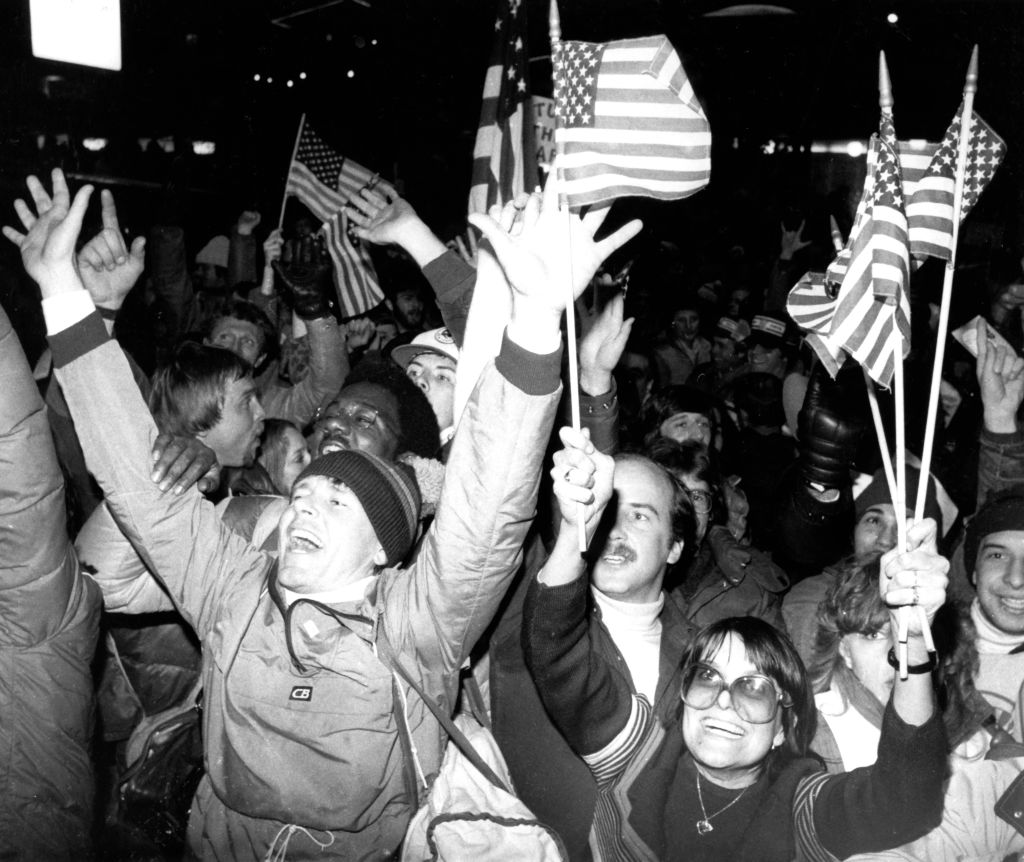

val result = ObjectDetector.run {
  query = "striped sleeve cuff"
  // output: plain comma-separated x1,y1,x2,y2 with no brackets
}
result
583,695,653,788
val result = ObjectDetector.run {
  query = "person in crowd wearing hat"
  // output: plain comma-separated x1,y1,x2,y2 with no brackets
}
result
746,313,791,379
391,327,460,454
651,296,711,388
8,167,639,858
690,315,751,396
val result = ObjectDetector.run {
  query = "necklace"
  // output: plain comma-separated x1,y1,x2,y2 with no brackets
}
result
695,770,749,835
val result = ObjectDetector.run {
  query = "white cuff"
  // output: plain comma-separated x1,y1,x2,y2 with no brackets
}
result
42,290,96,336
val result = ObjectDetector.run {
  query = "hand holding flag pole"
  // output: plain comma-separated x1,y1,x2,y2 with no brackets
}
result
548,0,588,555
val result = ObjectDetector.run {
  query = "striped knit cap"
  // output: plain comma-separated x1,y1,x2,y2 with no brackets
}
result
296,450,421,566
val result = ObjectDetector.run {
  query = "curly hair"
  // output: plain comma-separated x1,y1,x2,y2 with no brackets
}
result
807,555,887,698
344,356,440,458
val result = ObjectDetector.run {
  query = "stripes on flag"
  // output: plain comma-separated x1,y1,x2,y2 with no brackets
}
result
906,106,1006,262
339,158,376,204
786,271,846,378
829,115,911,387
323,211,384,319
284,124,351,223
552,35,711,209
468,0,537,214
282,119,385,318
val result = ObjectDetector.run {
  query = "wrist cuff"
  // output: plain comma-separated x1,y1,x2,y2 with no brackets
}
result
50,311,111,368
495,330,562,395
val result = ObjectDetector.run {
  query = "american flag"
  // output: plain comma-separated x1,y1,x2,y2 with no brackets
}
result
323,210,383,319
786,270,845,378
907,106,1006,262
551,36,711,209
282,119,383,318
284,123,351,223
469,0,538,214
829,113,911,387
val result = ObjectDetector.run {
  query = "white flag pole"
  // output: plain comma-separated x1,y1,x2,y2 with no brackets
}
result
914,46,979,522
278,113,307,232
549,0,588,555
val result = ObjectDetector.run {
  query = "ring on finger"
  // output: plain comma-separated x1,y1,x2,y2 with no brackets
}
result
563,467,573,483
912,584,920,606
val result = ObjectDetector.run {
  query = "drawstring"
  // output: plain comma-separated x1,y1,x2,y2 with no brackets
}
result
373,638,429,794
265,823,334,861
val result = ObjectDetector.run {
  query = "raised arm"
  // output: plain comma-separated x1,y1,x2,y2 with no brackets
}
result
4,169,268,636
261,234,348,425
347,187,474,346
808,517,948,857
523,431,642,763
977,317,1024,504
385,175,642,675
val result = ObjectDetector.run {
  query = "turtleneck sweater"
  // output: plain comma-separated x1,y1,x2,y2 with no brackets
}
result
592,588,664,703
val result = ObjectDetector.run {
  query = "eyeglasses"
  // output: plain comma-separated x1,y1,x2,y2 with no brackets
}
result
315,401,394,434
687,489,714,515
680,662,791,724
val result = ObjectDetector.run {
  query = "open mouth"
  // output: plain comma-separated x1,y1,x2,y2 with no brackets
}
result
999,597,1024,613
319,438,350,456
288,529,323,553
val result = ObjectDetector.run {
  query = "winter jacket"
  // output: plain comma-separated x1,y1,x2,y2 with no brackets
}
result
843,757,1024,861
0,303,101,860
51,303,560,861
672,526,788,631
525,576,947,862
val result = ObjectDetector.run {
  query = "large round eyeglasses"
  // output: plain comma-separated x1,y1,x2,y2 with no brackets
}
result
680,662,791,724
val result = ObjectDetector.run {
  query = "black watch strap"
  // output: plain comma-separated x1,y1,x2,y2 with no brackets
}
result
887,646,937,674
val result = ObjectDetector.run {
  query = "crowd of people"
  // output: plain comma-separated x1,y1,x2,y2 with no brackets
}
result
2,154,1024,862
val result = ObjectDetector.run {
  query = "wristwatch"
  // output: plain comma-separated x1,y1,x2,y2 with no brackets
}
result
887,647,937,674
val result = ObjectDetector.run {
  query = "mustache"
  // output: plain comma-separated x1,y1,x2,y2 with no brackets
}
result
601,542,637,562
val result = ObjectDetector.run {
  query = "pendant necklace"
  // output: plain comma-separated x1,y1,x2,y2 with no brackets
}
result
695,770,749,835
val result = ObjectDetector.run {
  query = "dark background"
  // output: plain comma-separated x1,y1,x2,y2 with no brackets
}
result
1,0,1022,287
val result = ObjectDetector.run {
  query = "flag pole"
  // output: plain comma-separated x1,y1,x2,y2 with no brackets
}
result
829,214,844,254
278,113,307,231
880,51,914,678
549,0,588,555
914,46,979,522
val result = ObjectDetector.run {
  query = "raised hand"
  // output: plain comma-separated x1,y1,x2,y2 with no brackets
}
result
77,189,146,311
2,168,93,296
273,234,333,319
779,219,811,261
347,187,420,246
263,228,283,264
236,210,262,236
343,316,377,351
577,291,634,396
880,517,948,633
976,316,1024,433
550,426,614,538
467,171,643,326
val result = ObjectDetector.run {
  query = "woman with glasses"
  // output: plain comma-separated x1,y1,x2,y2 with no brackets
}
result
525,436,948,862
648,438,789,630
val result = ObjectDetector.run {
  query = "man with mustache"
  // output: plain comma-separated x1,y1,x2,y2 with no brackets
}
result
506,451,698,861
